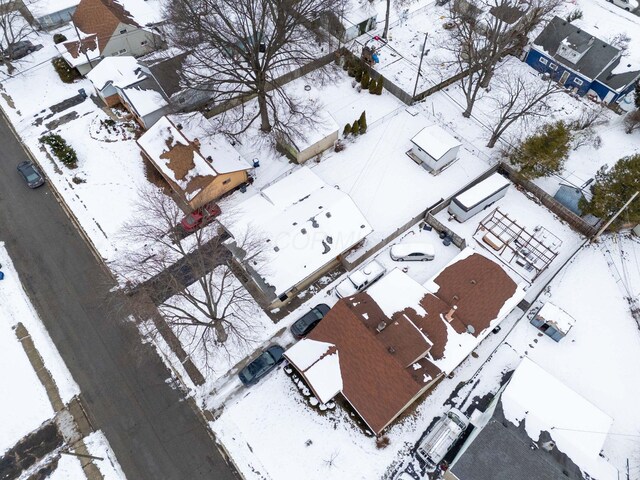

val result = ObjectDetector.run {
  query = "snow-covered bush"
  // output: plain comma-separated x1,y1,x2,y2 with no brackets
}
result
40,134,78,168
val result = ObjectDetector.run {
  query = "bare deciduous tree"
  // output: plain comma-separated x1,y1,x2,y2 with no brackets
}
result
165,0,343,136
486,71,563,148
444,0,561,117
569,104,608,150
115,188,264,369
624,109,640,134
0,0,33,74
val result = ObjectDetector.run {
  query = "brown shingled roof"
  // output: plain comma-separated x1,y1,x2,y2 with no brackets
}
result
305,300,429,434
293,251,519,435
431,253,517,336
71,0,140,54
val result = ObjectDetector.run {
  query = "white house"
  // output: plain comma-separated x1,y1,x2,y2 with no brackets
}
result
20,0,79,29
220,167,373,308
410,124,462,172
56,0,163,75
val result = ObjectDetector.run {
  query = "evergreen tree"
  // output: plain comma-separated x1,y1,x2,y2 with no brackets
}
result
343,123,352,137
375,76,384,95
361,72,370,89
509,121,571,179
359,111,367,133
635,81,640,109
355,68,363,83
368,76,377,94
580,154,640,229
351,119,360,135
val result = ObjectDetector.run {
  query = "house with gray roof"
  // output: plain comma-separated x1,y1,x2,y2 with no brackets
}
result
444,358,618,480
523,16,640,106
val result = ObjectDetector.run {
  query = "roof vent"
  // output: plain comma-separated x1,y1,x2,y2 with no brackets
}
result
470,279,477,285
388,346,396,354
376,321,387,333
301,228,307,234
206,156,213,163
176,123,183,130
453,295,459,301
326,212,332,218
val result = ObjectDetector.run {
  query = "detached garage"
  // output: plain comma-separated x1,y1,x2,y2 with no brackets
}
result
410,124,461,172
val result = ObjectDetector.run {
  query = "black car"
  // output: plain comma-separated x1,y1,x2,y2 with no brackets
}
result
238,345,285,386
17,161,45,188
290,304,331,338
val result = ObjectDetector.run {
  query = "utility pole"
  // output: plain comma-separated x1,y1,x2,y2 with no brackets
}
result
73,21,94,69
592,191,639,242
412,33,429,102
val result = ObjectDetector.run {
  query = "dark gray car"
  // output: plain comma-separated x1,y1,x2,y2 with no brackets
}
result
290,304,331,338
17,161,45,188
4,41,37,60
238,345,285,386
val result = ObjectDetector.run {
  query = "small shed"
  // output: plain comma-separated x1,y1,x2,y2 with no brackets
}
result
530,302,576,342
410,125,461,172
553,184,586,216
277,111,339,164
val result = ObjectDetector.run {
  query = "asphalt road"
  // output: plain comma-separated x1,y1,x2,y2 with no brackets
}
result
0,115,237,480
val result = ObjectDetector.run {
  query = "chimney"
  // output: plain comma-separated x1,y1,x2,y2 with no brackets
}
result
387,346,395,354
376,321,387,333
445,305,458,323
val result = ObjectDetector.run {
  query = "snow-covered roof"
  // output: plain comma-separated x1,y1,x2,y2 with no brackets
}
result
284,339,342,404
367,268,429,319
536,302,576,334
26,0,79,17
56,35,101,67
137,114,251,202
453,173,510,210
122,86,167,117
286,110,339,153
411,124,461,160
116,0,166,26
169,113,252,174
86,56,145,90
222,167,372,297
342,0,377,26
502,358,618,480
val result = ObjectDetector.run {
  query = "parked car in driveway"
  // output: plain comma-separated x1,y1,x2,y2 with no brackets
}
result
180,202,221,233
4,41,38,60
416,408,469,472
238,345,285,386
608,0,638,10
290,304,330,338
390,243,435,262
17,161,45,188
335,260,386,298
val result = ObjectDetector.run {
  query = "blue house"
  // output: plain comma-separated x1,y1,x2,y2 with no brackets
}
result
524,16,640,106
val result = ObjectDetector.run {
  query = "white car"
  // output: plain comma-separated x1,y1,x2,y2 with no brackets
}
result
335,260,386,298
608,0,638,10
390,243,435,262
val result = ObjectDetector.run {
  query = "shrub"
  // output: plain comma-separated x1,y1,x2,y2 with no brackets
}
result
355,68,363,82
53,33,67,44
635,82,640,109
375,76,384,95
369,77,378,94
359,111,367,133
361,72,370,89
343,123,351,137
376,436,390,449
566,9,582,22
351,120,360,136
52,57,80,83
509,121,571,179
40,133,78,168
334,140,346,152
347,67,356,77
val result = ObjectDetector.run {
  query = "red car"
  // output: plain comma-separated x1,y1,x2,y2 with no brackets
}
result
180,202,222,233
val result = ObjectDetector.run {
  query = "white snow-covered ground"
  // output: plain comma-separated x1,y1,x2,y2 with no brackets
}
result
0,243,79,454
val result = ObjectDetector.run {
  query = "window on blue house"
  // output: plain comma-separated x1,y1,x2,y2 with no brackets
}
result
539,57,548,65
548,63,558,71
573,78,584,86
